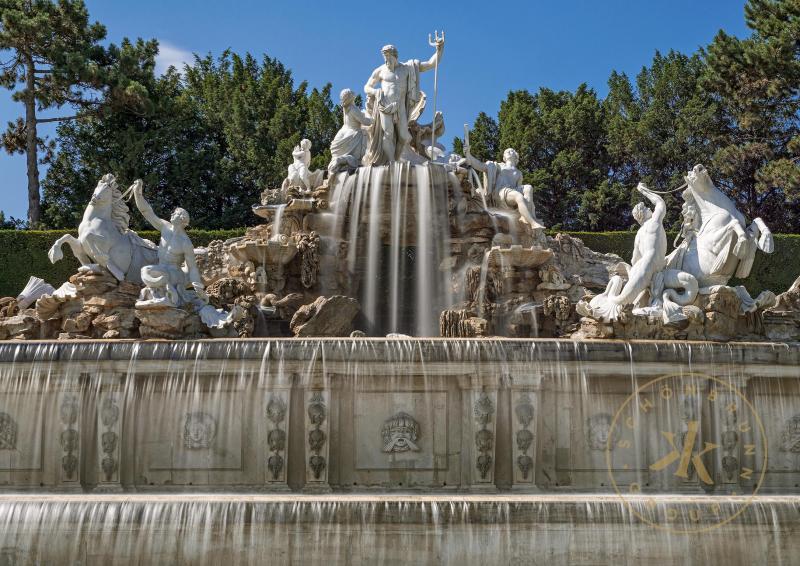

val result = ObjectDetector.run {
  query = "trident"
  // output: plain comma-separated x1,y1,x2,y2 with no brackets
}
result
428,30,444,160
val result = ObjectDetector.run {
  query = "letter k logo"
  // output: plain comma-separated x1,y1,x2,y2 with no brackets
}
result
649,420,719,485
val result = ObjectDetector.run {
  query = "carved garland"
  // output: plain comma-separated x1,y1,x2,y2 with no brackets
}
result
474,392,495,480
515,394,535,480
100,396,120,482
59,395,79,480
307,392,327,480
267,396,288,481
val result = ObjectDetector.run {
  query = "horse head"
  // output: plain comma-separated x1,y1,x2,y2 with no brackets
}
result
89,173,118,210
685,164,713,196
684,164,745,226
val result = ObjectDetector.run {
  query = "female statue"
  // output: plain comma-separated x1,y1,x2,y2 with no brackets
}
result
328,89,372,173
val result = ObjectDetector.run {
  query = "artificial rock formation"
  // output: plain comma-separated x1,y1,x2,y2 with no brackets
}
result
290,295,360,337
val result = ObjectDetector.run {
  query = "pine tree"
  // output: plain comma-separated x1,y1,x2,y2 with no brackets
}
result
703,0,800,231
0,0,155,226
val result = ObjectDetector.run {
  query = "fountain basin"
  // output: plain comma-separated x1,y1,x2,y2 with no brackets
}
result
226,236,298,267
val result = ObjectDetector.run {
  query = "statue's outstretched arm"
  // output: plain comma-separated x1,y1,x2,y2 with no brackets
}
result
463,152,487,172
419,45,443,72
352,106,372,127
132,180,168,232
637,183,666,222
420,34,444,72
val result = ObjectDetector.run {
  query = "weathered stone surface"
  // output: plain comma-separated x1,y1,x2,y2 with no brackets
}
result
62,311,92,334
207,277,253,309
0,297,18,318
70,269,119,297
93,309,138,335
0,311,40,340
439,309,488,337
137,307,204,340
290,295,359,337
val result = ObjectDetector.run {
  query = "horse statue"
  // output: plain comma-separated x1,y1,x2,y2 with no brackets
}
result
48,174,158,284
668,164,773,288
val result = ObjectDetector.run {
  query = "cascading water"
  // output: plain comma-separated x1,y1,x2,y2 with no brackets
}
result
0,339,797,563
271,203,287,238
327,163,455,336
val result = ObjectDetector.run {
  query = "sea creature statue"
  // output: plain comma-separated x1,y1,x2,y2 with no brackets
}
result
48,173,158,284
131,180,236,328
363,36,444,165
668,164,774,288
283,139,324,191
580,183,699,322
666,164,775,312
462,140,545,231
328,89,372,174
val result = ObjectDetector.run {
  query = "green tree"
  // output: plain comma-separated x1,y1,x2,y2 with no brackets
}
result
0,0,155,226
453,111,499,162
42,50,340,229
496,86,608,230
601,51,721,229
703,0,800,232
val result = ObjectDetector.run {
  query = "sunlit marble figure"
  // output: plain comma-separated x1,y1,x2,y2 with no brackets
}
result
328,88,372,174
363,37,444,165
132,180,234,328
462,144,545,231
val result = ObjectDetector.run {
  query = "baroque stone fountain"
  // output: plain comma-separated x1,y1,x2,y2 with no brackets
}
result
0,35,798,564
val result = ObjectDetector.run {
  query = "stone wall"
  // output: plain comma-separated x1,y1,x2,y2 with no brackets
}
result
0,339,796,495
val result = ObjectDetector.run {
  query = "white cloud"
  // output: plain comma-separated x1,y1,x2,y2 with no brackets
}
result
155,40,194,76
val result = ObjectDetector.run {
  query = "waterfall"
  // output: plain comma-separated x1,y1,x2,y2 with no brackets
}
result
271,204,287,239
327,163,455,336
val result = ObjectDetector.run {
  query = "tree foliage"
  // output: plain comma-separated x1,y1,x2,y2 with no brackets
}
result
42,51,340,229
10,0,800,233
456,0,800,232
0,0,155,226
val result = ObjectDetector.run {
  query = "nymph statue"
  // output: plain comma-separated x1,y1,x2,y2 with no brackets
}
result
283,139,324,191
462,143,545,231
131,180,233,328
328,88,372,174
363,37,444,165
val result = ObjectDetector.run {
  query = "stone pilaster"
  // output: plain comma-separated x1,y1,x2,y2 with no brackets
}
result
57,389,81,488
265,389,291,490
304,390,331,491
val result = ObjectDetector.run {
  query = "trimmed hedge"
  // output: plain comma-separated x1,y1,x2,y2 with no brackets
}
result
0,229,244,298
0,229,796,298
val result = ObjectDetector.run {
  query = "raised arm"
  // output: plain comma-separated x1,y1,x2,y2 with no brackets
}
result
419,36,444,72
351,106,372,127
637,183,665,222
462,138,487,173
132,180,168,231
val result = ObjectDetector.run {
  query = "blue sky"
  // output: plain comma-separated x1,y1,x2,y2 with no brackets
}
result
0,0,750,221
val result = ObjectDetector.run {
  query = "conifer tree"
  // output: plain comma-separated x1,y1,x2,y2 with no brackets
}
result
0,0,155,225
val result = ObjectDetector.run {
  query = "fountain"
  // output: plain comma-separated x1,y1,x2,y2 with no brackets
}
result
0,35,799,564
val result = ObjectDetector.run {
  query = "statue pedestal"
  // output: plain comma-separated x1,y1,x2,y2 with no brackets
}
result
135,305,203,339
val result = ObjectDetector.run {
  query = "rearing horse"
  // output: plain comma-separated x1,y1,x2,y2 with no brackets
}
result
48,174,158,284
677,164,773,288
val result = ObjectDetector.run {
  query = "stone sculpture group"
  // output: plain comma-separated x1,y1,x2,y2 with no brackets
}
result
0,36,797,343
